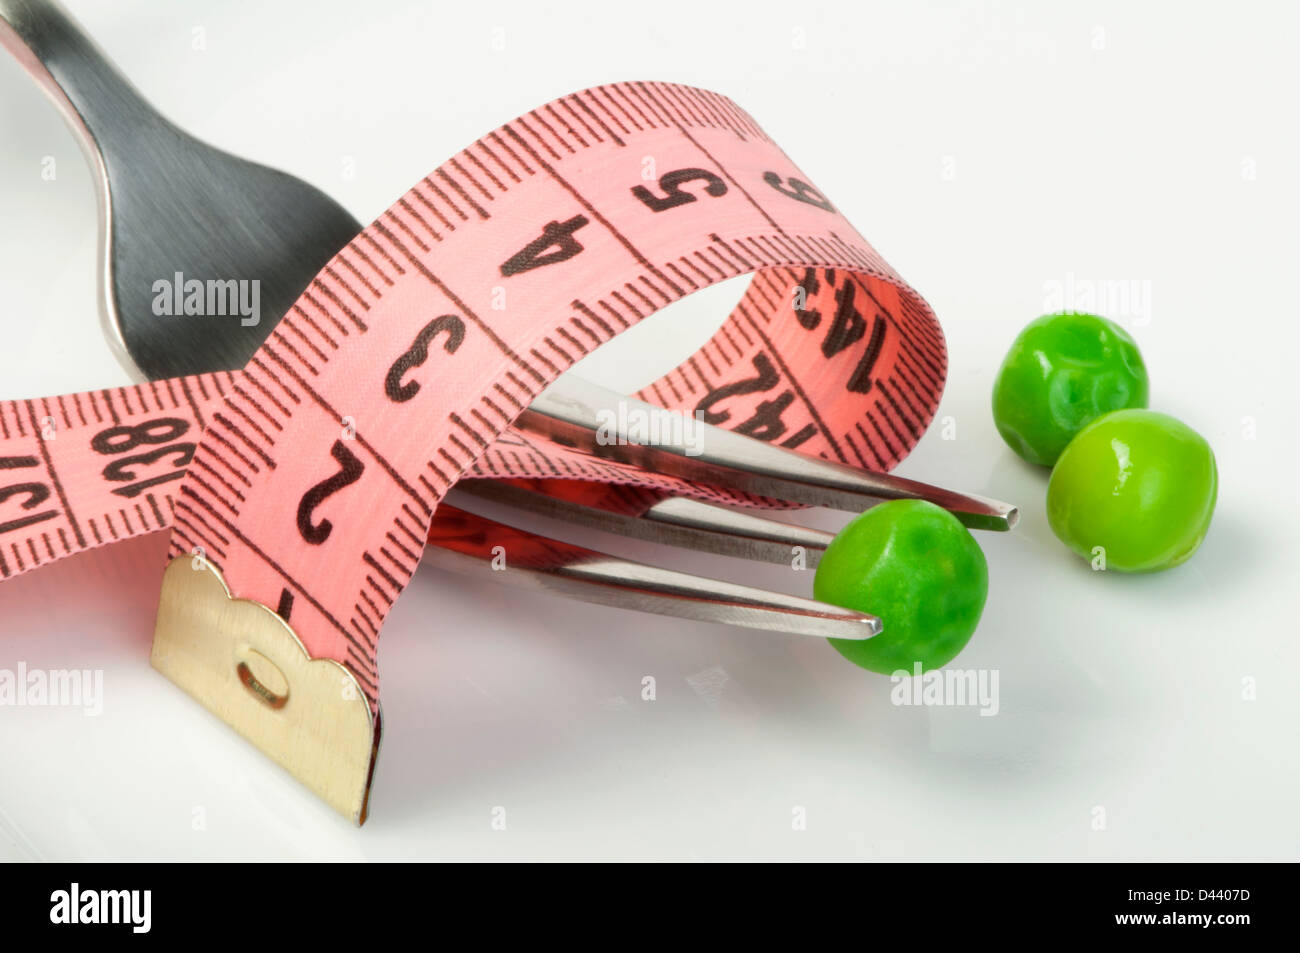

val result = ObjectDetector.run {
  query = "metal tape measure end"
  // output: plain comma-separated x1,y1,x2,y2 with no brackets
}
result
150,556,379,825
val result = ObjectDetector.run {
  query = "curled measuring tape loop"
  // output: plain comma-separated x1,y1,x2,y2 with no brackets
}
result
0,82,946,822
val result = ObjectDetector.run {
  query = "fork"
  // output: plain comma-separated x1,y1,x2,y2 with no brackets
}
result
2,0,1018,642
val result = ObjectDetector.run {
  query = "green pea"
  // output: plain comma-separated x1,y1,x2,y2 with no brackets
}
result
1047,409,1217,572
815,500,988,674
992,311,1149,466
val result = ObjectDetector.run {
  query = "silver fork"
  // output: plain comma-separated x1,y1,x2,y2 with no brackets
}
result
2,0,1018,642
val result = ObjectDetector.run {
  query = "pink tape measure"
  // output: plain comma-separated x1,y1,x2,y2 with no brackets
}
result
0,82,945,821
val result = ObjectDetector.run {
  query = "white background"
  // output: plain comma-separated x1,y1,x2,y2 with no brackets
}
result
1,0,1296,860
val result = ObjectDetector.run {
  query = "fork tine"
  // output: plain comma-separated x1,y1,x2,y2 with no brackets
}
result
449,482,834,566
425,505,878,640
517,375,1019,532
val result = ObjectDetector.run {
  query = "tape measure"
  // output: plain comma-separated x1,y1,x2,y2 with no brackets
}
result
0,82,946,822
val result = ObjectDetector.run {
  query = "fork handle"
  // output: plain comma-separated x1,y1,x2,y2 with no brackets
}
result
0,0,161,166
